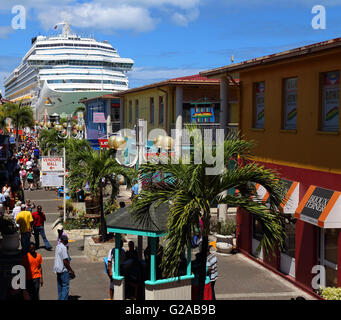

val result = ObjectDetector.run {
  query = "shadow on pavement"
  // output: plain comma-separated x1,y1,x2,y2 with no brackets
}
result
68,295,81,300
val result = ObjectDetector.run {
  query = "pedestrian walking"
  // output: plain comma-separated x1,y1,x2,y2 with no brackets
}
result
27,168,34,191
2,183,11,214
12,201,22,226
16,204,33,254
32,205,52,251
130,182,139,200
19,167,27,190
107,240,125,300
21,242,43,300
53,235,75,300
206,246,218,300
32,165,40,190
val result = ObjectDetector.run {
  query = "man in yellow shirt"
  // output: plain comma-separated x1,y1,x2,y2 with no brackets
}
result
16,204,33,253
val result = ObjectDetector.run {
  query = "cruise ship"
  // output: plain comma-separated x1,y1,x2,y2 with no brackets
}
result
3,22,134,120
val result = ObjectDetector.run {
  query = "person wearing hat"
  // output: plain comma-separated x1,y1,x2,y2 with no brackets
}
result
53,234,75,300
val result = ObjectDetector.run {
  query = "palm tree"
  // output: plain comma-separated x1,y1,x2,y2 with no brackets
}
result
3,102,34,147
67,147,136,240
131,131,287,300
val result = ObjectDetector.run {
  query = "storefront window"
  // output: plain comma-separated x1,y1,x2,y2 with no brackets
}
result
326,265,338,287
253,217,263,241
325,228,338,264
281,215,296,258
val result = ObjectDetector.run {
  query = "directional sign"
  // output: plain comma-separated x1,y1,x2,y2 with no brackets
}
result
41,157,63,172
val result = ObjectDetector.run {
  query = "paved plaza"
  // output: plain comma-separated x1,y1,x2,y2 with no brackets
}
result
24,188,315,301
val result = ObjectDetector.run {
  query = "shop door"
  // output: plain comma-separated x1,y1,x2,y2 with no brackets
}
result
279,216,296,278
252,217,263,259
318,228,339,287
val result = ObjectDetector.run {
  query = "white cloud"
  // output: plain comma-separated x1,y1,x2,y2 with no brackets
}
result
0,26,14,39
171,8,199,26
0,0,203,33
38,3,155,33
127,66,203,86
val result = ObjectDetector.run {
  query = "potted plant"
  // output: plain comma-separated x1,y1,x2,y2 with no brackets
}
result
0,216,20,254
214,219,237,254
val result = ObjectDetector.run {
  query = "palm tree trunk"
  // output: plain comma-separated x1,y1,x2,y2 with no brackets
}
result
99,182,107,241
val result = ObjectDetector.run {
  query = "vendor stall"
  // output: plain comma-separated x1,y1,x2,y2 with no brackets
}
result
105,202,201,300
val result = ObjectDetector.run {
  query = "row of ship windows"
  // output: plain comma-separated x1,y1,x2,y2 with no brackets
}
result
36,43,116,51
5,77,37,95
36,52,118,58
29,60,133,68
47,79,127,85
41,72,126,78
54,87,126,92
5,71,37,92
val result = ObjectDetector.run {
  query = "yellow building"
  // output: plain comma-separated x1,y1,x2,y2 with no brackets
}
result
117,74,239,138
201,37,341,293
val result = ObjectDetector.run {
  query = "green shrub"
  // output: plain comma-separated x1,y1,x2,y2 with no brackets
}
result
219,220,237,236
63,211,99,230
320,287,341,300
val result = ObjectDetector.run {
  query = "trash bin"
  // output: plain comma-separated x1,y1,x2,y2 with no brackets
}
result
76,189,85,202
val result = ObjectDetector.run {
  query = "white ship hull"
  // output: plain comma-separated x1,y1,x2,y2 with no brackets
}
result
3,21,134,118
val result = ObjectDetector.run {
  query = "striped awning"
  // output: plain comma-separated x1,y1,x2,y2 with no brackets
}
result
253,179,299,214
295,185,341,228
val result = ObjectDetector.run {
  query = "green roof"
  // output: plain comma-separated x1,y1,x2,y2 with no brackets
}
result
106,202,170,234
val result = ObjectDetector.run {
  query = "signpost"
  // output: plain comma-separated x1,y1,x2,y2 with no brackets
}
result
41,155,66,221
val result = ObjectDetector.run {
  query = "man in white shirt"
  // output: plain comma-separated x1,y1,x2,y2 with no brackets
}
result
25,158,33,170
53,235,75,300
107,240,125,300
12,201,22,225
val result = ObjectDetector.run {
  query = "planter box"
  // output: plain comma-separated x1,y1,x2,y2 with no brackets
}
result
215,234,234,254
84,235,115,262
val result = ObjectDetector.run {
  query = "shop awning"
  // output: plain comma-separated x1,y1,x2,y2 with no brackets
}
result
254,180,299,214
295,185,341,228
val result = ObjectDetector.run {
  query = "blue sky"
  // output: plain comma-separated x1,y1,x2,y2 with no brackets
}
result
0,0,341,95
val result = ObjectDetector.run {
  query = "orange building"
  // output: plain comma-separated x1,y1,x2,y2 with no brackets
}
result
201,37,341,296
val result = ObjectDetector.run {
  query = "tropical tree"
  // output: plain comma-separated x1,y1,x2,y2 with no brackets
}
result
67,147,136,240
131,130,287,300
3,102,34,146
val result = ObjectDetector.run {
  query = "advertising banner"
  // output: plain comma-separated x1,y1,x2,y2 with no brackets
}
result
41,172,63,187
322,71,339,131
98,139,109,148
284,78,297,130
93,112,107,123
254,82,265,128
